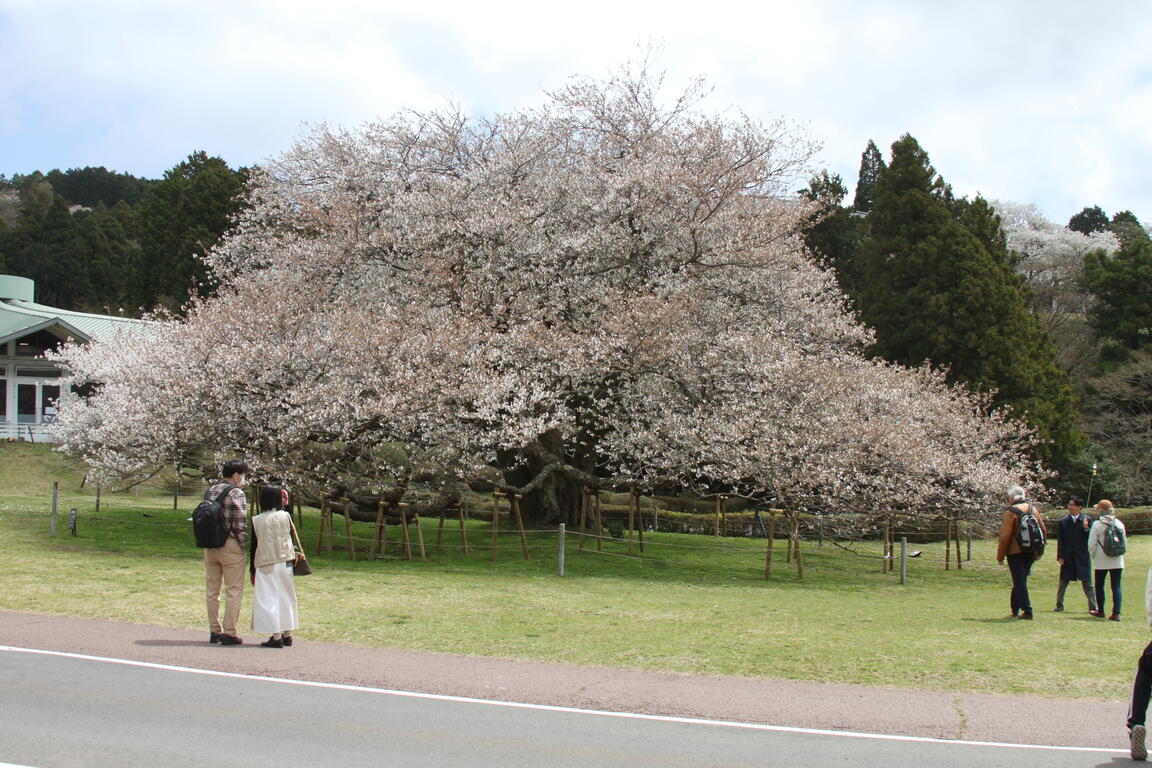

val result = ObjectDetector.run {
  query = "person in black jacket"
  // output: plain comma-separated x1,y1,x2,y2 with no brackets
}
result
1055,497,1098,614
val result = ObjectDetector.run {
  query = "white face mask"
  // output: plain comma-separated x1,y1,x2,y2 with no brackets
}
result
237,475,246,486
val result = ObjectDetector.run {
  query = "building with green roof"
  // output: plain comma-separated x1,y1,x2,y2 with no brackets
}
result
1,275,153,441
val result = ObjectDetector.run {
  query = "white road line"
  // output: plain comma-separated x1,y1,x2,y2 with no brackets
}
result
0,644,1126,755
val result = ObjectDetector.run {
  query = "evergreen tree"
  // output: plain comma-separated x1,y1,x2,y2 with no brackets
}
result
856,134,1081,466
24,198,91,308
131,152,247,310
1068,205,1110,235
1083,235,1152,353
45,167,151,208
852,140,885,213
1107,210,1151,248
801,171,863,301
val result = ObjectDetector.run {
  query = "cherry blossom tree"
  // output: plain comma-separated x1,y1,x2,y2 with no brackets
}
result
992,199,1119,382
52,64,1043,527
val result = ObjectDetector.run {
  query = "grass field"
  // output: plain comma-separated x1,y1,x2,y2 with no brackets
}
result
1,443,1148,703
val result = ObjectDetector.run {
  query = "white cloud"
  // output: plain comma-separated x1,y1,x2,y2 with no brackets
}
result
1,0,1150,223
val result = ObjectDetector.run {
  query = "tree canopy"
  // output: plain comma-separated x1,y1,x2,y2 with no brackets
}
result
52,67,1041,529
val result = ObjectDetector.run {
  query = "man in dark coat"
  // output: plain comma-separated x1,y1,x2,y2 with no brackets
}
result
1056,496,1098,613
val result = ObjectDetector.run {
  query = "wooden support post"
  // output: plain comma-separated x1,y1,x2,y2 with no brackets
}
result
715,495,722,537
765,512,777,579
413,512,426,559
491,492,505,563
457,501,470,555
627,488,636,556
398,503,412,561
945,520,952,571
785,513,793,564
578,489,589,551
95,485,101,515
632,488,644,554
954,520,962,571
340,496,356,561
888,518,895,573
593,491,603,552
793,518,804,580
317,496,333,553
882,518,889,573
371,500,388,559
437,505,446,550
511,494,529,560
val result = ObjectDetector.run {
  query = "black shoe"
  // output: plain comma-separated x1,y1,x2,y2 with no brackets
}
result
209,632,223,644
281,635,293,646
1019,612,1033,620
219,634,243,645
261,636,283,648
1054,605,1064,612
1111,614,1121,621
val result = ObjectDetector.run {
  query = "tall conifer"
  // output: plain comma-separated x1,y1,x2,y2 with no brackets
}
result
856,134,1081,466
852,140,886,213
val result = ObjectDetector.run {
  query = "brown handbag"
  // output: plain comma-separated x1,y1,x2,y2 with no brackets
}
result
289,520,312,576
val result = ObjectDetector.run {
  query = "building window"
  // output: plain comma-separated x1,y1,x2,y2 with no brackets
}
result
14,330,65,357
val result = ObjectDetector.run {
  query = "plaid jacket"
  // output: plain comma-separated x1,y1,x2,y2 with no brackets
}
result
206,481,247,549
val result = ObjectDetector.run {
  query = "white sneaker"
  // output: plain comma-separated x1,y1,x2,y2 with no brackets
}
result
1132,724,1147,760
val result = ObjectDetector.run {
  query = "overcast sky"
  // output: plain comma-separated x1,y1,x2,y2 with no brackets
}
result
2,0,1149,226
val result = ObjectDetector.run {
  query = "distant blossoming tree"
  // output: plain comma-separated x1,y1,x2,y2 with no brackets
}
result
52,63,1042,527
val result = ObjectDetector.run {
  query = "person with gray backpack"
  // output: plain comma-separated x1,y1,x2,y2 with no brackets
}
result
996,485,1046,620
1089,499,1126,620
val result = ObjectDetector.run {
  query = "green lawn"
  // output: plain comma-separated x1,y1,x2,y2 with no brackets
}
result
1,477,1147,701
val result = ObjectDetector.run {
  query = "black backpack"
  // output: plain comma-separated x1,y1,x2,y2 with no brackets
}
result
1101,520,1127,557
1014,502,1045,556
192,483,236,548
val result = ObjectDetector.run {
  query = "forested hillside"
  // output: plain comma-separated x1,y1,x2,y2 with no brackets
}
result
0,152,247,314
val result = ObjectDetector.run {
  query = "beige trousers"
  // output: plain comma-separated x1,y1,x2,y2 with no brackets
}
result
204,537,245,635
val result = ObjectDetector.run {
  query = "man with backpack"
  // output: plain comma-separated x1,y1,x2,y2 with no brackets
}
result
996,485,1046,620
199,459,250,645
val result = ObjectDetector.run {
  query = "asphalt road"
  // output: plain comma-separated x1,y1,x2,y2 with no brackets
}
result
0,646,1130,768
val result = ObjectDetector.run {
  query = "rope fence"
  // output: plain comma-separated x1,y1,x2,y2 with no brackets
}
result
10,482,1149,584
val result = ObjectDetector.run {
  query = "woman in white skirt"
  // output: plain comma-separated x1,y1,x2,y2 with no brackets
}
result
249,485,299,647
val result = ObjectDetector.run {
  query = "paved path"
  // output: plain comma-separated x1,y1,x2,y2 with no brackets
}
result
0,610,1133,754
0,647,1128,768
